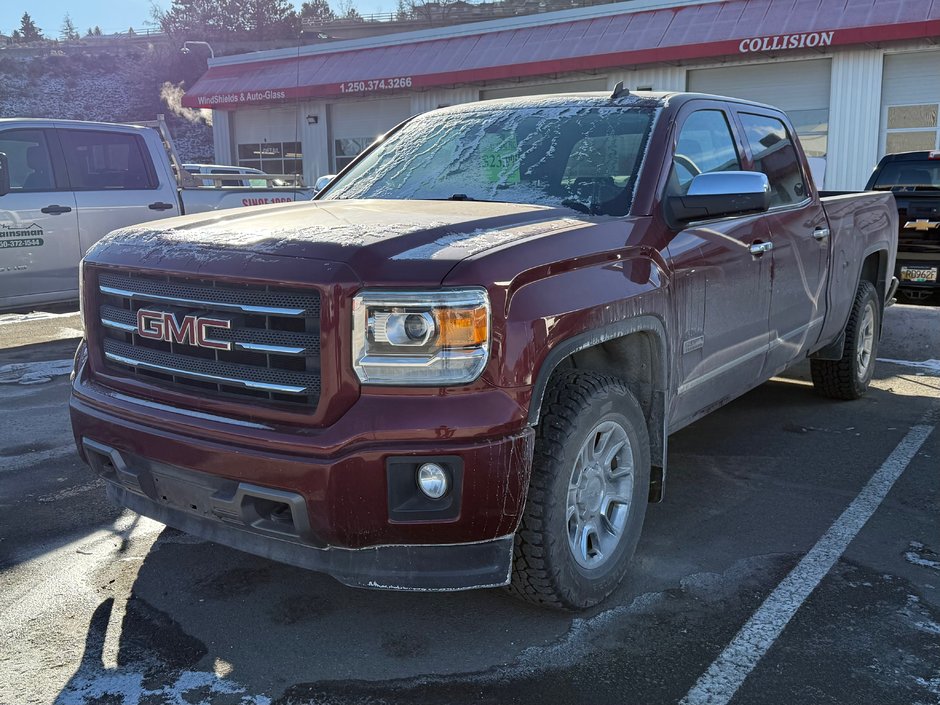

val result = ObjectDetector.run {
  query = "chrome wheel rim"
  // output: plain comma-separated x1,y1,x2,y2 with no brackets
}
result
856,303,875,379
566,419,635,570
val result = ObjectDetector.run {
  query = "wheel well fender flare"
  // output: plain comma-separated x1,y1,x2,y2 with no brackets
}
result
526,314,670,431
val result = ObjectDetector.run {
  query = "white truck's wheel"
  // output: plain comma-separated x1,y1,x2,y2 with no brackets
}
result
509,370,650,610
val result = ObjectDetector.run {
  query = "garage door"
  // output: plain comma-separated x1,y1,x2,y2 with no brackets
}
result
232,107,302,177
480,77,609,101
688,60,831,159
880,51,940,155
329,98,412,172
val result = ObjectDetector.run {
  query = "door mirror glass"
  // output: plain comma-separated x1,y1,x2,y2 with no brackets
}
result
668,171,771,222
0,153,9,197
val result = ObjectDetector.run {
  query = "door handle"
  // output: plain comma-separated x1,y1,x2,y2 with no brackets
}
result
148,202,175,211
813,227,830,241
40,204,72,215
749,241,773,256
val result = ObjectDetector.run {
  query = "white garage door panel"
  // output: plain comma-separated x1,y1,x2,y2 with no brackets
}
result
688,59,831,111
480,78,609,101
882,51,940,105
233,108,299,145
330,98,413,140
330,98,413,171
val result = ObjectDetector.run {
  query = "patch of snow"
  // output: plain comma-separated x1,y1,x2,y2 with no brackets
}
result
58,668,270,705
0,311,78,326
0,359,73,385
905,541,940,572
877,358,940,375
37,479,104,504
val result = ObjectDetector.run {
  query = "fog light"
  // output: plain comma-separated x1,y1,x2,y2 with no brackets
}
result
417,463,448,499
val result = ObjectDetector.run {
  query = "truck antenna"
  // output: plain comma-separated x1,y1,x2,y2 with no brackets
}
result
611,81,630,99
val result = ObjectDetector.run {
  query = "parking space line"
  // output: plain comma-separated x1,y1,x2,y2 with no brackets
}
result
680,417,937,705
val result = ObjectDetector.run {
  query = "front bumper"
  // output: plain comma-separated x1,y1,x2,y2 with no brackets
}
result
90,438,514,591
70,376,534,591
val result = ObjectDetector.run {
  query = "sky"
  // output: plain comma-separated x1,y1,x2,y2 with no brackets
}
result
1,0,392,37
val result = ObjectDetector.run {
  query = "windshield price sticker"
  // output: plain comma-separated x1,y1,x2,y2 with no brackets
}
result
480,132,521,184
340,77,413,93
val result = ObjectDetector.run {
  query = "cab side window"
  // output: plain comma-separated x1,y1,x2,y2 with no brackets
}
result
667,110,741,197
0,130,57,192
58,129,157,190
739,113,806,207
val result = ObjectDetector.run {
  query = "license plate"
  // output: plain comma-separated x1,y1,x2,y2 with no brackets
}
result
900,266,938,283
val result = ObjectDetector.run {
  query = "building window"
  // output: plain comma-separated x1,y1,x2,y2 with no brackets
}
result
334,137,375,172
787,108,829,158
237,141,302,176
884,104,939,153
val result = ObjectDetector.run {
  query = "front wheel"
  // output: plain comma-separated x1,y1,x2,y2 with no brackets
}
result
811,280,880,400
509,370,650,610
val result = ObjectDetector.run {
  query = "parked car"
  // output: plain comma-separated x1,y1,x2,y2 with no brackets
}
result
70,91,898,609
0,117,315,312
865,150,940,302
182,163,291,188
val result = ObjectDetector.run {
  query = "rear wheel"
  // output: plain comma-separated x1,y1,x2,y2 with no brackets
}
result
811,280,880,400
509,370,650,610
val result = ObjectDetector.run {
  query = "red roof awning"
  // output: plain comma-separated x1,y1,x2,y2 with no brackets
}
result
182,0,940,108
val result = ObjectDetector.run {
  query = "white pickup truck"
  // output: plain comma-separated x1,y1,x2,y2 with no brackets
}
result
0,117,315,312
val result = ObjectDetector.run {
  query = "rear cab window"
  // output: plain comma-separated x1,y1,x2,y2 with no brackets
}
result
58,129,158,191
871,159,940,191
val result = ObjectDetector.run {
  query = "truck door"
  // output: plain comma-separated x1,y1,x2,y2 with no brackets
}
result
0,127,80,306
665,106,774,428
55,126,180,257
734,111,829,374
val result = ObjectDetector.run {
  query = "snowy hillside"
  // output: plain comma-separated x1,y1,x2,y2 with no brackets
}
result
0,50,213,163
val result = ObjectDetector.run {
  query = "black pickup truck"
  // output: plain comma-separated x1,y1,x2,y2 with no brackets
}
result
866,151,940,302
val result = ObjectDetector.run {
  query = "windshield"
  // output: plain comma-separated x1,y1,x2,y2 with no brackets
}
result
321,104,657,216
872,160,940,191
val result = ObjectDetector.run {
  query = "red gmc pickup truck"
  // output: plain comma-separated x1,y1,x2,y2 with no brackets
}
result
70,91,898,609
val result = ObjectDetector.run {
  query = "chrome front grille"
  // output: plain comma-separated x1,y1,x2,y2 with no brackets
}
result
96,271,321,408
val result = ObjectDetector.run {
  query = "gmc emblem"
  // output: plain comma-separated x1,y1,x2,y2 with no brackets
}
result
136,309,232,351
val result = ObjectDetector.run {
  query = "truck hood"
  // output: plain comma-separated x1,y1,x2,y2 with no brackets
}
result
89,199,590,283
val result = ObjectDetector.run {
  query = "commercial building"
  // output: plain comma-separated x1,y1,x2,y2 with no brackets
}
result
182,0,940,190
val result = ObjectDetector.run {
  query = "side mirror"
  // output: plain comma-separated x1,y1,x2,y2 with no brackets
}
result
668,171,771,222
0,153,10,197
313,174,336,194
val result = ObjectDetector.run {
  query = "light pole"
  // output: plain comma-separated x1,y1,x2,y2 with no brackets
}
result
180,41,215,59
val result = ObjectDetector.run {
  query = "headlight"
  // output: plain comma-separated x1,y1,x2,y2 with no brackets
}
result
352,289,490,385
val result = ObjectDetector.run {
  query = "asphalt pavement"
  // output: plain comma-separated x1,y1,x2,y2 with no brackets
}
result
0,305,937,705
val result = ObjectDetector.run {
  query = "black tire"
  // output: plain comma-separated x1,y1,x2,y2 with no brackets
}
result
509,370,650,610
811,280,880,400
